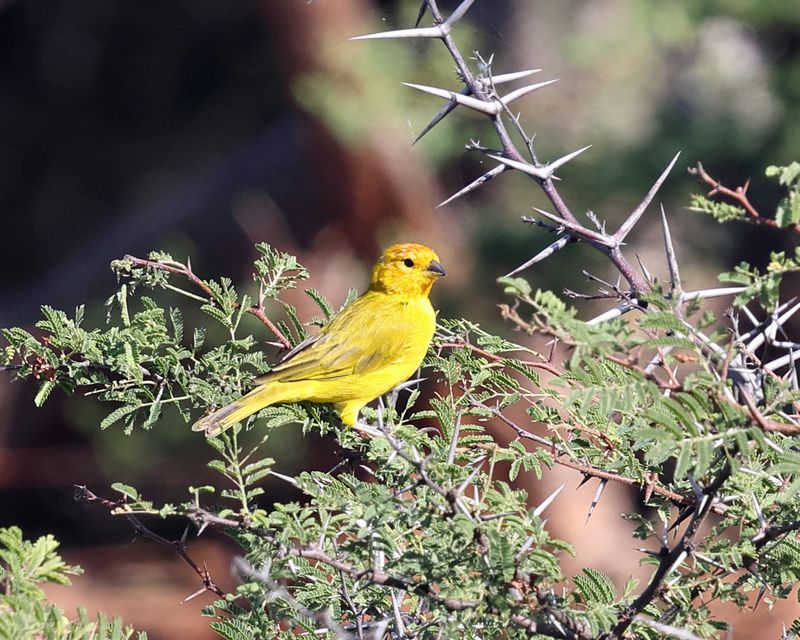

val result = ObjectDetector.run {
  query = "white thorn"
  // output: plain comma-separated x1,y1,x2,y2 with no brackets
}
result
616,152,681,241
487,154,549,179
500,79,558,105
505,236,572,276
681,287,746,301
586,304,635,325
661,207,681,294
446,0,479,26
489,69,542,85
533,483,565,517
403,82,500,115
351,25,446,41
438,165,506,207
547,145,593,174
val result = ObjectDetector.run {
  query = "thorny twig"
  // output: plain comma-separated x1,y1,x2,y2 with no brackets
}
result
75,485,225,600
689,162,800,235
609,463,733,638
354,0,677,295
123,254,292,349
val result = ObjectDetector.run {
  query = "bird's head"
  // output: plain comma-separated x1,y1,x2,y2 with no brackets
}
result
369,243,446,297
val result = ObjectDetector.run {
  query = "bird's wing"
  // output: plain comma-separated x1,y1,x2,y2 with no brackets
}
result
254,293,427,384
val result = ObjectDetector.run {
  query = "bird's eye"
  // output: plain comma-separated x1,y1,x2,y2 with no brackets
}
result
403,258,415,268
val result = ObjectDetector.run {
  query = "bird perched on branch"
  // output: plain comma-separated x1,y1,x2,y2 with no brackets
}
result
192,243,446,437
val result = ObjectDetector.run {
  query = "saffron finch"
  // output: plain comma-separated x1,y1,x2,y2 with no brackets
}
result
192,243,446,436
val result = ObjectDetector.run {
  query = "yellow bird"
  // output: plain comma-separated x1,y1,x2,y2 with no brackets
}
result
192,243,446,437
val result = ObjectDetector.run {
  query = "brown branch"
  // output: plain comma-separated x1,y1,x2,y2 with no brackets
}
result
246,304,292,350
124,254,215,298
478,399,721,513
688,162,800,235
74,485,225,599
437,337,562,376
735,386,800,435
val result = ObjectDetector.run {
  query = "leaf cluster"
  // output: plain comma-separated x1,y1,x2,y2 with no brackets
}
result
0,527,145,640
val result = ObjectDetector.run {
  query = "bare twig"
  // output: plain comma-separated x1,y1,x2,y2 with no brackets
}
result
124,254,291,349
688,162,800,235
75,485,225,599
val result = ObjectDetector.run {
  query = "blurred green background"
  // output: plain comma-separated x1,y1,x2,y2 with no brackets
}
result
1,0,798,636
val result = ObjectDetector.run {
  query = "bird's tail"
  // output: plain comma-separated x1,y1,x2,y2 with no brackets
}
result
192,385,276,437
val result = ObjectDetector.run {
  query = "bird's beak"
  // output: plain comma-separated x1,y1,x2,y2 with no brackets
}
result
426,260,446,277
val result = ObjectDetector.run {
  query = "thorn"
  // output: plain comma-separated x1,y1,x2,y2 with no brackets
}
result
352,422,383,438
351,25,446,41
668,507,692,532
180,525,190,545
196,520,209,537
661,206,682,295
269,471,300,488
750,492,766,528
586,479,607,522
403,82,501,115
182,586,208,604
358,464,376,477
753,584,767,611
546,145,593,175
515,534,536,560
414,0,427,27
636,254,653,284
437,165,506,207
643,472,657,504
738,298,800,348
682,287,746,301
454,464,482,497
764,349,800,372
489,69,542,85
394,376,427,391
487,153,549,179
666,550,688,576
504,235,573,277
446,0,479,26
615,152,681,242
533,483,565,517
482,145,586,183
418,75,542,145
499,79,559,105
688,473,704,503
585,304,635,325
634,547,661,558
521,214,565,233
414,94,462,144
577,474,593,489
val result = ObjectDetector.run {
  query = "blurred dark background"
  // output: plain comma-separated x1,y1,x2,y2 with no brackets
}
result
1,0,799,636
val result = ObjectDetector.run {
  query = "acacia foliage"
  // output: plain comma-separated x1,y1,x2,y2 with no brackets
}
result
3,215,800,639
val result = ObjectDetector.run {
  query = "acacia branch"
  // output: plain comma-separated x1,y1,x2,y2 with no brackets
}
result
75,485,225,599
688,162,800,235
413,0,653,294
609,463,732,638
124,254,291,349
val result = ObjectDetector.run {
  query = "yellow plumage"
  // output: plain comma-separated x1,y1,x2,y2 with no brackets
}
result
192,243,445,437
